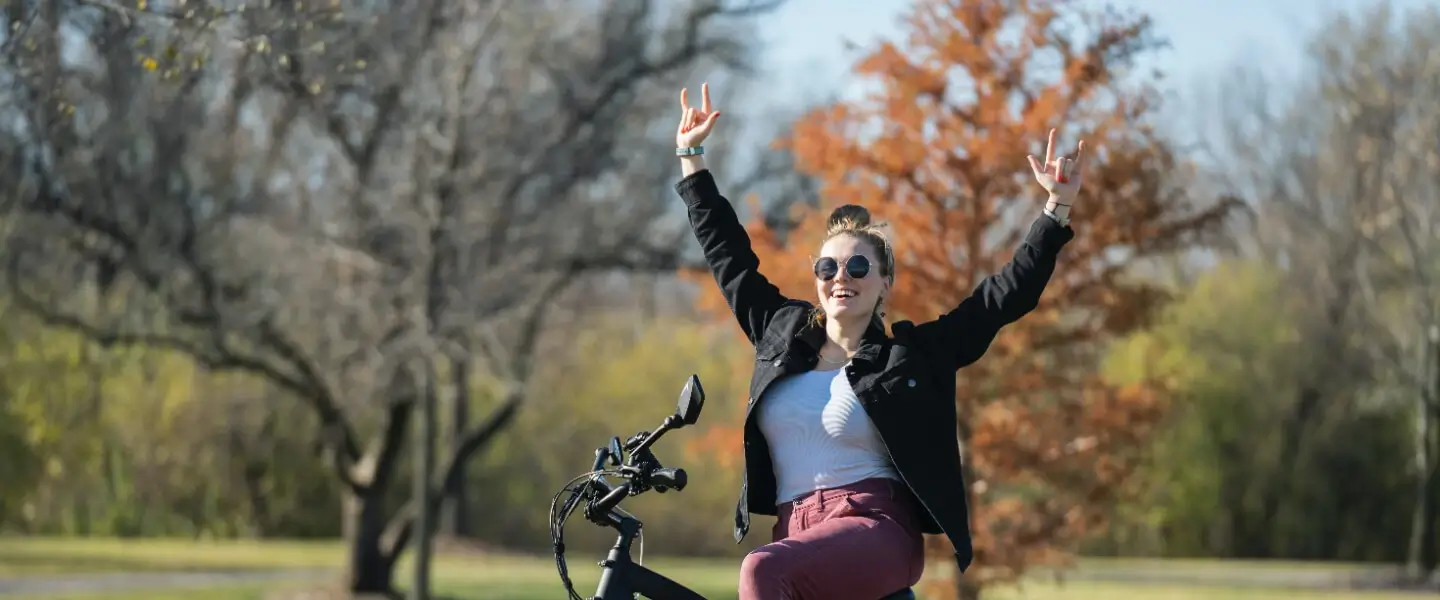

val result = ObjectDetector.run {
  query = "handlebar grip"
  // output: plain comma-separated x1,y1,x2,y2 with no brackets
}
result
651,468,687,492
590,482,632,516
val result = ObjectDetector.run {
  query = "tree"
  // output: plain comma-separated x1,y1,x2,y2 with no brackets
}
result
693,1,1236,597
1203,3,1440,578
1100,260,1414,562
0,0,781,595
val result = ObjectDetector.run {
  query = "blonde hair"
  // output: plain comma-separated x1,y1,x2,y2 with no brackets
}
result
810,204,895,328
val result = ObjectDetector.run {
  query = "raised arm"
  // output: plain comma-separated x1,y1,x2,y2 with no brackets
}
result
912,215,1072,370
674,84,788,346
911,129,1084,371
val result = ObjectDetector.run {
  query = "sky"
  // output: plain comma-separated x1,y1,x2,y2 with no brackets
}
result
746,0,1428,143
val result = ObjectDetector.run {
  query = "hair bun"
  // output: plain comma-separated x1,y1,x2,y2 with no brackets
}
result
826,204,872,236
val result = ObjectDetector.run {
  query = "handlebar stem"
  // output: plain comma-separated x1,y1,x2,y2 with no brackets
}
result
626,416,678,463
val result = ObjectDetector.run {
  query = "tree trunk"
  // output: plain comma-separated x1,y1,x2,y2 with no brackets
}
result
957,577,983,600
411,369,436,600
1408,396,1433,578
344,491,397,597
440,359,470,538
1420,401,1440,578
1408,328,1440,579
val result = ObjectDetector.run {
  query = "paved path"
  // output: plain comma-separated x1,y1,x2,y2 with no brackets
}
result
0,569,334,597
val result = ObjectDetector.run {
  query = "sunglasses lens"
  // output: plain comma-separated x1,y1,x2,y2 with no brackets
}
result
814,257,839,281
845,255,871,279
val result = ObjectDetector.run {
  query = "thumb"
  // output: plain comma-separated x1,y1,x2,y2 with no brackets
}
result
698,111,721,134
1026,155,1043,174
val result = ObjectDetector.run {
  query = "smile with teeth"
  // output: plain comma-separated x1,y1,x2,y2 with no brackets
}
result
832,289,857,299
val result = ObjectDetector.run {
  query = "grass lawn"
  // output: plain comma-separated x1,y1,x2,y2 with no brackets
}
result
0,538,1424,600
14,580,1429,600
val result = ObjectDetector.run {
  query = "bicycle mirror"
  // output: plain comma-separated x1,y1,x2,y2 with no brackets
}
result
676,374,705,426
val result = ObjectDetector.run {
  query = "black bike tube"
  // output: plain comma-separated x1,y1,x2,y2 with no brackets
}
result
627,563,708,600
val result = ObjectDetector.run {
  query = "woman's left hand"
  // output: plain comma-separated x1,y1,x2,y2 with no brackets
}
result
1026,128,1086,207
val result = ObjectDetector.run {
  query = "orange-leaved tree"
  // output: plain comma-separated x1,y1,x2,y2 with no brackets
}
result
689,0,1238,598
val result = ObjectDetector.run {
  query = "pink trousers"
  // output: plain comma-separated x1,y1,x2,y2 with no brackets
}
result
738,477,925,600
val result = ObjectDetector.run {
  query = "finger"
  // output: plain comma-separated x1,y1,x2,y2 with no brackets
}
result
1075,140,1087,172
697,111,721,136
701,82,712,114
1045,128,1057,165
680,88,690,112
1027,155,1044,175
1055,158,1068,184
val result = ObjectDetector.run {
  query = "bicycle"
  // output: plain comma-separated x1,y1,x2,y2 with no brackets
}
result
548,374,917,600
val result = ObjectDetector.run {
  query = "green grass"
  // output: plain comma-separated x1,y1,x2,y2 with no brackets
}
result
0,538,1423,600
986,582,1423,600
0,538,342,576
16,580,1427,600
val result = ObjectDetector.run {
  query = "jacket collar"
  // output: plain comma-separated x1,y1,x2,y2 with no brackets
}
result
794,314,889,365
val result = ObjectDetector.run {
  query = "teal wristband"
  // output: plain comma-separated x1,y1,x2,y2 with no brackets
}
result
676,146,704,157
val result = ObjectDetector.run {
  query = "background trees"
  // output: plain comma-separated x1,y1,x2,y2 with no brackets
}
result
0,0,782,594
2,0,1439,598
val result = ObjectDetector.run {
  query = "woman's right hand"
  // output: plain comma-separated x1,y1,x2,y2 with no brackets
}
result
676,83,721,148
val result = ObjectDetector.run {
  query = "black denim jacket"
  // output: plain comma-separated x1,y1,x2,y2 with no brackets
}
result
677,169,1073,574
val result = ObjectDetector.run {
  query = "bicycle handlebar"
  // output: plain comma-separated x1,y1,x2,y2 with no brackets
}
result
581,418,690,523
650,467,687,492
552,376,707,600
589,481,633,516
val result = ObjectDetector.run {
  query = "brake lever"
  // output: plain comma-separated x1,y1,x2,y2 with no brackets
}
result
623,431,649,452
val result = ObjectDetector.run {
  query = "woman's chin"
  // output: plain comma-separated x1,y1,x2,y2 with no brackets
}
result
824,305,869,324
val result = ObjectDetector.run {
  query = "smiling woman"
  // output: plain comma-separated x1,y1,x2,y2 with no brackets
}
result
672,82,1079,600
807,204,895,340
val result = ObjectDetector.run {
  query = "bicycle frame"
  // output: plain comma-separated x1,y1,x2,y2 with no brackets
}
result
592,514,707,600
558,375,915,600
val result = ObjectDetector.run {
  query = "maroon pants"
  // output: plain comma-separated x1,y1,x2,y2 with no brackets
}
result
738,478,925,600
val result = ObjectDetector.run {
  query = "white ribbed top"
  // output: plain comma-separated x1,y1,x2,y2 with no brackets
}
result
757,366,900,504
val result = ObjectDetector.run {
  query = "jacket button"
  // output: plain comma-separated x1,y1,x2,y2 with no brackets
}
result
907,379,917,388
773,360,782,367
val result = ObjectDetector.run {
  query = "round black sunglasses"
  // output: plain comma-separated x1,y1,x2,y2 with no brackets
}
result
813,255,872,281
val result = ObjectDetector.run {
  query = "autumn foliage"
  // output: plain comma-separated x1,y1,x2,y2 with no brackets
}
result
689,0,1236,597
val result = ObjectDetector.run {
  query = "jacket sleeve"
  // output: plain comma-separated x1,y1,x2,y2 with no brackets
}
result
913,213,1074,371
677,169,790,346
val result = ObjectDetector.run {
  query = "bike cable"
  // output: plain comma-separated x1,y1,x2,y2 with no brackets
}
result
549,469,621,600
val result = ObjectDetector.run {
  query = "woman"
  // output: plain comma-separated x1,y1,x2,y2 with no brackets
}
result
674,83,1082,600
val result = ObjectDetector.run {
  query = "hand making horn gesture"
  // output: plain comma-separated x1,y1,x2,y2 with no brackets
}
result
676,82,721,149
1026,128,1087,208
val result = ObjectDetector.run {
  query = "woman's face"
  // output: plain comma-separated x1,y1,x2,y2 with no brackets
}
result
814,234,888,326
